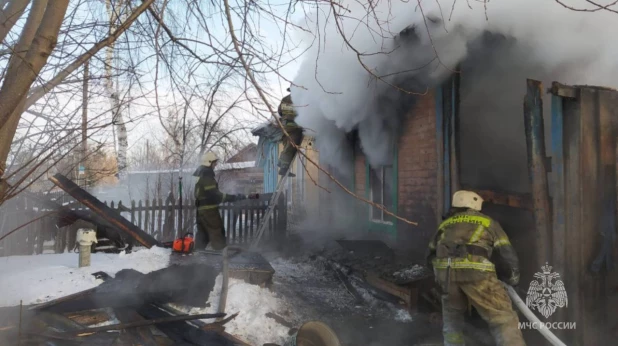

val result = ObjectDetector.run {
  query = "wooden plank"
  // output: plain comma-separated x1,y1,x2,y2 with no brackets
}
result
29,288,98,311
249,202,255,244
243,207,249,244
550,93,567,278
560,87,611,345
68,312,225,336
130,200,135,225
176,198,182,237
114,307,158,345
577,88,603,345
524,79,552,266
65,309,110,326
549,92,569,336
472,190,533,212
151,199,157,237
138,304,241,346
157,198,163,240
49,174,159,248
562,91,582,344
364,272,415,309
184,198,191,234
138,200,143,232
145,199,150,237
549,81,578,99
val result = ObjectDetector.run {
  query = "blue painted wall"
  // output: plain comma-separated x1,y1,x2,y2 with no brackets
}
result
263,141,279,193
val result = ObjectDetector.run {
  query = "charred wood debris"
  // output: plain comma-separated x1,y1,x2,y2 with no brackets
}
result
0,174,264,345
1,174,493,345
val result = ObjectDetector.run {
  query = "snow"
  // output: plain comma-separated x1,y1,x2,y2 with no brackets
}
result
173,274,293,346
392,264,429,281
0,247,171,307
394,309,413,322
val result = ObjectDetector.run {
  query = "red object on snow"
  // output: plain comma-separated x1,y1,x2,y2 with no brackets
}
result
172,233,195,254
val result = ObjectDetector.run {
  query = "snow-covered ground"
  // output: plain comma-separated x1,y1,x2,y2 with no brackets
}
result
0,248,297,345
0,247,171,307
173,275,293,346
0,248,421,345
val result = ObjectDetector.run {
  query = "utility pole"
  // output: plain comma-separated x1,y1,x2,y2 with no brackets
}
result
80,60,89,187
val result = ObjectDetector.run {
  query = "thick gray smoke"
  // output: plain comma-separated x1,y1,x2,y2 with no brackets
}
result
290,0,618,172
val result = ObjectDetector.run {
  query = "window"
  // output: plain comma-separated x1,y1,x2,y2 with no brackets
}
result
369,165,394,224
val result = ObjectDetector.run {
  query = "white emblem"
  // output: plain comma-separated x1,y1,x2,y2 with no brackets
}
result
526,263,568,318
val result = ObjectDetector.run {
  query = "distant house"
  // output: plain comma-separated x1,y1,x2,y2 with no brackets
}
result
216,143,263,195
88,145,262,204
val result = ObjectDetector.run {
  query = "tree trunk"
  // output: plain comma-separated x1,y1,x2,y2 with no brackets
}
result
0,0,30,44
0,0,69,129
105,0,128,178
0,0,155,204
0,0,55,203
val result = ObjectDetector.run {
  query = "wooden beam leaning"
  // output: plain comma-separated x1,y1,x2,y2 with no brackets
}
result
49,173,160,248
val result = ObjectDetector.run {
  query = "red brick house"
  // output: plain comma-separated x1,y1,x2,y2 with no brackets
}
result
321,75,618,346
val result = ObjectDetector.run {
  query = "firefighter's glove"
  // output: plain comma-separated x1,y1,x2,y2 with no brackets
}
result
248,193,259,200
505,269,520,286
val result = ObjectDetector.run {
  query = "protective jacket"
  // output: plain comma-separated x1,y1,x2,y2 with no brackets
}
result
278,94,299,127
276,94,303,174
194,166,239,210
427,209,520,284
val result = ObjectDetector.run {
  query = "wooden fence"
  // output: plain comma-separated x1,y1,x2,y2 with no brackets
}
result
0,192,286,257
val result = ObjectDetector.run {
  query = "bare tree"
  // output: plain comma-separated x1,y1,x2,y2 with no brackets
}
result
0,0,156,204
104,0,129,178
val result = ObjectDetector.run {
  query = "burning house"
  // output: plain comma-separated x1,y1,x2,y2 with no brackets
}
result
264,1,618,344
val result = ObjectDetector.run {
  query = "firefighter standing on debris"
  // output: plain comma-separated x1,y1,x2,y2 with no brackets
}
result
277,87,303,177
193,151,255,250
427,190,526,346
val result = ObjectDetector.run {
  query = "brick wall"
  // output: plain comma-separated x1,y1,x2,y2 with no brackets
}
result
396,91,438,256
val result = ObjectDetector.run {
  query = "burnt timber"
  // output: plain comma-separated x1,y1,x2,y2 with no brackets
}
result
49,173,160,248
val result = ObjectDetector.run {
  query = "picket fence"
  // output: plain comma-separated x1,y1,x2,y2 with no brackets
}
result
0,192,285,257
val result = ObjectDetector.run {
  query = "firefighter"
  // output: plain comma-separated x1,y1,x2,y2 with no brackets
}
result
193,151,250,250
427,190,525,346
277,87,303,176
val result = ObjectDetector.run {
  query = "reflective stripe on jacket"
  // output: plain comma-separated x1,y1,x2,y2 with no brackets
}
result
427,209,519,278
278,94,297,123
194,166,237,210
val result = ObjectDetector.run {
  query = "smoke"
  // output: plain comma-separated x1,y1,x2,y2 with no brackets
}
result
290,0,618,171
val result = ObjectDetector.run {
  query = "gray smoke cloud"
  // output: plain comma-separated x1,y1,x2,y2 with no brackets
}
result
290,0,618,173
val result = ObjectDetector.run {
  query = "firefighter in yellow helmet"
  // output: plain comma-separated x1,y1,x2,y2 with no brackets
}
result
277,87,303,177
193,151,249,250
427,190,526,346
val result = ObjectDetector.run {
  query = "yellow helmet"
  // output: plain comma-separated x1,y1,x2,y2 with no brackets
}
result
452,190,483,211
200,151,218,167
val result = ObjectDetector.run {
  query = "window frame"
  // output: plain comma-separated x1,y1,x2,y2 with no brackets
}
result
365,147,398,235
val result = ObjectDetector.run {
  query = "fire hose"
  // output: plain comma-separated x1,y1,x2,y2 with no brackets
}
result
503,283,567,346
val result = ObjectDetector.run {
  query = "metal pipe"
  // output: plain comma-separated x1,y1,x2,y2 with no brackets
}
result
524,79,552,264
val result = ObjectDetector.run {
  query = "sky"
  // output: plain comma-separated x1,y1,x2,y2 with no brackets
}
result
10,0,307,171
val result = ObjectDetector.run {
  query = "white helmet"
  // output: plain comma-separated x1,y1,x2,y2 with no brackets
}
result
452,190,483,211
200,151,218,167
